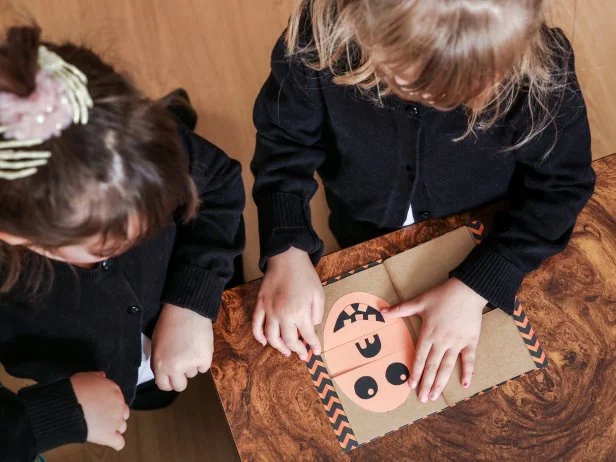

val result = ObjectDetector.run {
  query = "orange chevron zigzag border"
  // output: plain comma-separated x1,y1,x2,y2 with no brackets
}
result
467,221,548,368
512,300,548,368
303,342,359,452
467,220,485,244
322,259,383,287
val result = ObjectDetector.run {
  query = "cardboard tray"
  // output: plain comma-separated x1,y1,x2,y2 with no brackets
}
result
303,221,548,451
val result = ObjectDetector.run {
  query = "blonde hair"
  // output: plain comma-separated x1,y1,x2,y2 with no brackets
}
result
286,0,570,153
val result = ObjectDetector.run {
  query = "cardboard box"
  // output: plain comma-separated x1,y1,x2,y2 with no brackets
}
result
304,222,547,451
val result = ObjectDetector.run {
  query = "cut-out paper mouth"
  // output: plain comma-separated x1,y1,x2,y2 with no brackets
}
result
333,303,385,332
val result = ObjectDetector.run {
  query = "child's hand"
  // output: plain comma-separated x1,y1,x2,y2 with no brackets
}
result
252,247,324,360
382,278,486,402
70,371,130,452
151,304,214,392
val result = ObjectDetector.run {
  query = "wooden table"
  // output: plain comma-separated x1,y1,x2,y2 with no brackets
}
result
211,154,616,461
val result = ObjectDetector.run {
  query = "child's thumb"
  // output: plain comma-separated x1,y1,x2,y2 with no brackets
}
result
381,298,424,319
93,371,107,378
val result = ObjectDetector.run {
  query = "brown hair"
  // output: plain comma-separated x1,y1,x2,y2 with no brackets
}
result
0,26,199,294
286,0,568,150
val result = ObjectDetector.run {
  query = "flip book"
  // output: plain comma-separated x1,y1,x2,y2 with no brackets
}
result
304,222,547,451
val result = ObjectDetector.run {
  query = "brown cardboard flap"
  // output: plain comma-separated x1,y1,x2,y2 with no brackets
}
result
442,309,537,404
382,226,476,340
383,226,476,301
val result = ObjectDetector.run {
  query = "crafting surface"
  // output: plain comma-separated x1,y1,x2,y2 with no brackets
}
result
212,154,616,461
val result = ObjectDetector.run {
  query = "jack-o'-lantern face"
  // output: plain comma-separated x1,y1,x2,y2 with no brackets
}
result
323,292,414,413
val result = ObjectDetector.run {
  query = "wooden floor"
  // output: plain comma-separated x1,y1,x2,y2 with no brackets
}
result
0,0,613,461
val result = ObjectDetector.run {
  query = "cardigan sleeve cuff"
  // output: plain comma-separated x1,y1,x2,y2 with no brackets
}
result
450,243,525,314
162,264,226,321
256,193,324,271
18,378,87,453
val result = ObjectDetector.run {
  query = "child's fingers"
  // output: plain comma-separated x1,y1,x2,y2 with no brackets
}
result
155,374,172,392
118,420,128,434
382,298,423,320
170,373,188,392
298,319,322,356
409,331,431,389
185,367,199,379
281,320,307,360
418,346,446,403
109,433,126,452
252,304,267,346
197,364,211,373
461,346,476,388
265,318,291,357
429,350,457,400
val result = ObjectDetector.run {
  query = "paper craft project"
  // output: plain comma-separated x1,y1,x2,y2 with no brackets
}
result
304,222,547,451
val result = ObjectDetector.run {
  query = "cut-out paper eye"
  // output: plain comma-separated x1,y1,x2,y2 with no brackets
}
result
355,334,382,358
386,362,410,386
354,376,378,400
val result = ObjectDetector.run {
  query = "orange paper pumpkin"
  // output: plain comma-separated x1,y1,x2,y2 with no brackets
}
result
323,292,414,413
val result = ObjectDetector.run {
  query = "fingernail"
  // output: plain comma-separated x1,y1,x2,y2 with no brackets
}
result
429,392,438,400
381,309,389,314
299,354,307,361
284,352,291,357
410,381,417,389
420,393,428,402
464,381,470,388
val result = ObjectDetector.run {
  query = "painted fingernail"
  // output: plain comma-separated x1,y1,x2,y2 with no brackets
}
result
464,381,470,388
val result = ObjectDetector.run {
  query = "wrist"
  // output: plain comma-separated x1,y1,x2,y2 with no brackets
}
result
161,303,213,322
19,379,87,452
450,277,488,308
268,246,311,268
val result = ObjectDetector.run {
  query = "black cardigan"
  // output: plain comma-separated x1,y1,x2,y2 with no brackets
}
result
252,29,595,312
0,121,245,461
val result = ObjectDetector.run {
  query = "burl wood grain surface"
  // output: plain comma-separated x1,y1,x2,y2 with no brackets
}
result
211,155,616,462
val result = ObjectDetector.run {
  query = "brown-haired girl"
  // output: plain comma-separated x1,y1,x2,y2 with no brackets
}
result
0,26,245,458
251,0,594,405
